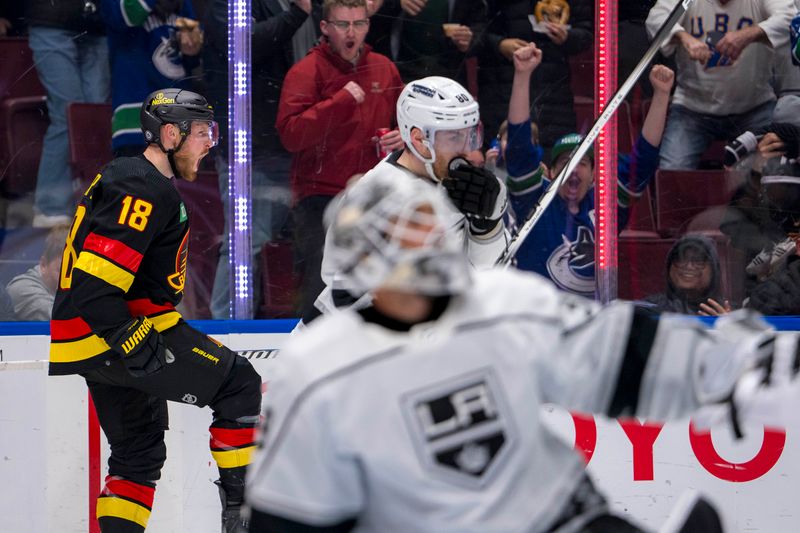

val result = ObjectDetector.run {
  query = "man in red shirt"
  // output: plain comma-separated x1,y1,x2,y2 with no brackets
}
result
277,0,404,317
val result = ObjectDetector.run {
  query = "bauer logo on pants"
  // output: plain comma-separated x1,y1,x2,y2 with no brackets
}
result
403,369,517,488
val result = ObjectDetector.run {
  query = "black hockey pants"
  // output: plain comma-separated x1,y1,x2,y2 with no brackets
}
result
83,321,262,532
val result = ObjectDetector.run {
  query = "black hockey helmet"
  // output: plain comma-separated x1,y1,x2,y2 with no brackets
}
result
760,156,800,234
140,88,216,147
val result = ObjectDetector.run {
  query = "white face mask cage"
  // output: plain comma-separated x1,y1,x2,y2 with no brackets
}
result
326,176,472,296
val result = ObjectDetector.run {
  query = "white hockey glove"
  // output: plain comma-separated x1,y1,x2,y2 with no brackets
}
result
444,158,507,236
693,315,800,438
724,336,800,431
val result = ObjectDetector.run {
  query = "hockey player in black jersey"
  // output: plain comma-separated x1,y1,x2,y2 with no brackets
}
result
49,89,262,533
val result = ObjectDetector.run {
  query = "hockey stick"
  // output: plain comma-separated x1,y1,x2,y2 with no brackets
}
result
496,0,696,266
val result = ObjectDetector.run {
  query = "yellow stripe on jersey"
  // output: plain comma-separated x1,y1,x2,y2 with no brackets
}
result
211,446,256,469
50,334,110,363
75,251,135,292
96,497,151,528
150,311,181,332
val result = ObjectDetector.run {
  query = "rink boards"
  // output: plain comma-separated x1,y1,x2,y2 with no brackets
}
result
0,320,797,533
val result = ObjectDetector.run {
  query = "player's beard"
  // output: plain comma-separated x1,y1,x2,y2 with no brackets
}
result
431,154,452,182
172,149,201,182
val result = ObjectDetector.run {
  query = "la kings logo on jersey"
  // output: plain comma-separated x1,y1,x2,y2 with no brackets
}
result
403,369,517,488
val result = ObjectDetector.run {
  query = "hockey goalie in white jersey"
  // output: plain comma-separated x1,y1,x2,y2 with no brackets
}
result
244,173,799,532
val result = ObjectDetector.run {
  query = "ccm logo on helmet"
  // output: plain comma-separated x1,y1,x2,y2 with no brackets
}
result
411,84,436,98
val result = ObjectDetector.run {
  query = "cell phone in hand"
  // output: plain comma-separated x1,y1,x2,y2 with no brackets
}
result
705,30,732,68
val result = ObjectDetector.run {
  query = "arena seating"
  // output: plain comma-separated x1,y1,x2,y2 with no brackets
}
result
67,102,113,190
654,169,736,237
259,240,299,318
621,185,658,236
618,235,675,300
0,95,47,197
0,38,48,197
0,38,45,100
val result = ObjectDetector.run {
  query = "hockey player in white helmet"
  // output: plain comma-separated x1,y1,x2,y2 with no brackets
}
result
306,76,509,320
245,174,799,532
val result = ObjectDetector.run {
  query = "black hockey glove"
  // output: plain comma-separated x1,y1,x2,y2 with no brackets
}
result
747,258,800,315
153,0,183,20
443,158,507,235
106,316,170,377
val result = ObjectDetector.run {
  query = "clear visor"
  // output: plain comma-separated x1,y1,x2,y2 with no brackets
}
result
206,121,221,147
433,124,483,155
188,121,220,147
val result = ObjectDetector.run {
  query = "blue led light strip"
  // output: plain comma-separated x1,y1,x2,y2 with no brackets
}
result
227,0,253,319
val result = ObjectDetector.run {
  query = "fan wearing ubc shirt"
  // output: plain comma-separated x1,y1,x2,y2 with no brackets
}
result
49,89,261,533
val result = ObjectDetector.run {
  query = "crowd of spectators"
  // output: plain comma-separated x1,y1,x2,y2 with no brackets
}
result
26,0,109,227
2,0,800,320
203,0,321,318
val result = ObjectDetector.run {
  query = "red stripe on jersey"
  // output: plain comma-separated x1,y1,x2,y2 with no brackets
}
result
102,476,155,508
50,317,93,340
209,427,256,449
126,298,176,316
83,233,143,273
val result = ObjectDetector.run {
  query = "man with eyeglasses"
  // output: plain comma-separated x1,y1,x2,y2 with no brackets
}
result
277,0,404,318
203,0,321,319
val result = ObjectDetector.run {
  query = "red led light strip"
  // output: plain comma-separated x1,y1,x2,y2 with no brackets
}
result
594,0,618,301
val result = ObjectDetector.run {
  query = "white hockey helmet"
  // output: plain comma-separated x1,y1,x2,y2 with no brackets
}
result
397,77,482,180
325,173,472,297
